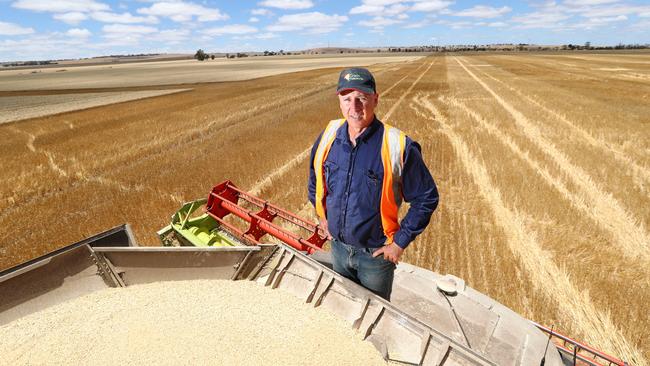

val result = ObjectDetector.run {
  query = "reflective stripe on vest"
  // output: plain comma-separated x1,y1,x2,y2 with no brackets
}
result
314,119,345,219
380,123,406,241
314,120,406,242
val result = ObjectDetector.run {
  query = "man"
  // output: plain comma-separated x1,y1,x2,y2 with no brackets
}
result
308,67,439,300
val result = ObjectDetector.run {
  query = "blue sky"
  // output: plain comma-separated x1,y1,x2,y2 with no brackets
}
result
1,0,649,61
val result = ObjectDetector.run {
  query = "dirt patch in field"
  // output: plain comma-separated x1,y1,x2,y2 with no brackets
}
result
0,89,191,124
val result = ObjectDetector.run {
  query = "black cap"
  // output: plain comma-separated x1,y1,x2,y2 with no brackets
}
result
336,67,376,95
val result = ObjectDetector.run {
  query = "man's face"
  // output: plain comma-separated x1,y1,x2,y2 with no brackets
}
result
338,89,379,129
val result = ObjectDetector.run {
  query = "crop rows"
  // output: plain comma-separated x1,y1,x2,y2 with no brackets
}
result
257,54,649,364
0,53,648,364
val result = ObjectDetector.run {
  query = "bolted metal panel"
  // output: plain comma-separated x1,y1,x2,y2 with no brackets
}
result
0,244,108,326
92,246,261,286
232,244,277,281
249,245,497,365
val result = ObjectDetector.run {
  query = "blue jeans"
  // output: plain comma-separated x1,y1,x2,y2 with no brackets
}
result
330,239,396,300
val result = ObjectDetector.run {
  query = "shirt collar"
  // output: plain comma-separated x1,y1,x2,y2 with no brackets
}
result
336,116,381,145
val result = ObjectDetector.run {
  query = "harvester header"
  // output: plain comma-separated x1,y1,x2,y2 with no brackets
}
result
206,181,327,253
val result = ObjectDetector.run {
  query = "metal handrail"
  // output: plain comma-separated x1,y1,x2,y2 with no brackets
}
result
531,321,628,366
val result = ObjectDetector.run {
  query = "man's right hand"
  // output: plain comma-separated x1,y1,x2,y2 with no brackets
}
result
318,217,331,239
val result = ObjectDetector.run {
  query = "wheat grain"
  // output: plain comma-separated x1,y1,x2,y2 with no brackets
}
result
0,280,386,365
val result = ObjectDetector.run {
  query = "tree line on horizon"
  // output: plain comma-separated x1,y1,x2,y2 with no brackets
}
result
192,42,649,61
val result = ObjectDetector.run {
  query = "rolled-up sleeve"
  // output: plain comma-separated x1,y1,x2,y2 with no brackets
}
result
392,139,439,249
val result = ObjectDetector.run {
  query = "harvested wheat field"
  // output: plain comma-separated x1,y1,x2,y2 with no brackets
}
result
0,89,191,124
0,280,386,365
0,53,421,91
0,53,648,365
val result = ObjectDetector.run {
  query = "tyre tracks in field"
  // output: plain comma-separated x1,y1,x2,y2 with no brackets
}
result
248,61,428,196
94,62,410,186
381,59,427,96
410,94,646,364
229,60,431,240
0,60,419,233
454,56,650,265
466,58,650,193
383,61,435,121
440,94,650,268
0,126,180,228
8,127,76,182
249,58,434,198
5,77,336,217
249,149,312,196
289,59,429,220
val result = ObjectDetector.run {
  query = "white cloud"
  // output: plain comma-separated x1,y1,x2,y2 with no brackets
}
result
351,1,430,17
53,12,88,25
12,0,109,13
258,0,314,10
90,11,158,24
151,28,190,43
103,24,158,37
66,28,91,37
249,17,260,23
350,4,384,15
593,14,628,22
256,32,278,39
350,2,408,16
631,19,650,28
402,20,429,28
348,0,416,23
267,12,348,33
435,19,473,29
0,25,195,62
578,4,650,18
202,24,258,36
0,33,95,61
532,1,650,18
511,1,649,30
0,21,35,35
137,1,228,22
359,16,403,28
455,5,511,18
355,0,404,6
512,11,571,29
563,0,619,5
251,8,273,16
385,3,409,15
410,0,453,13
487,21,508,27
571,14,628,28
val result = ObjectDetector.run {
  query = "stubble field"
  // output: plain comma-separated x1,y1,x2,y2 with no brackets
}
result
0,52,648,365
0,53,420,91
0,89,191,124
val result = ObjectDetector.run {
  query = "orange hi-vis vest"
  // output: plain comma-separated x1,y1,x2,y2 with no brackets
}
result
314,119,407,242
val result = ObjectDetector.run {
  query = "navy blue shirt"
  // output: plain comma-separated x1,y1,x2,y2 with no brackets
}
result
309,118,438,249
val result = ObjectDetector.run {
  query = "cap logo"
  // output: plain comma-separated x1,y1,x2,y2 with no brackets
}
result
337,68,375,94
344,73,364,82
